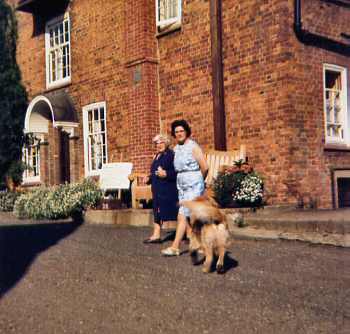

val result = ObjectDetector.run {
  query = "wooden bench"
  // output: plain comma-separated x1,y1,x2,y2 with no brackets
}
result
130,173,153,209
130,145,246,208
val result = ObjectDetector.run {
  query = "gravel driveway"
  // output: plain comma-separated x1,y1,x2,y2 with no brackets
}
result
0,221,349,334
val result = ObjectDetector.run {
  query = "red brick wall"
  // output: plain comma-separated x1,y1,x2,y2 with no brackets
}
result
125,0,160,171
12,0,160,183
157,0,350,208
10,0,350,208
157,0,302,204
288,0,350,208
222,0,296,205
157,0,214,147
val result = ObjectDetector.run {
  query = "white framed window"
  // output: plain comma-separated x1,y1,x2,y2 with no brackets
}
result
22,144,40,183
83,102,108,176
156,0,181,27
45,13,71,89
323,64,349,145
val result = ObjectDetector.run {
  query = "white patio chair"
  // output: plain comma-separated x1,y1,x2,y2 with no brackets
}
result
99,162,133,199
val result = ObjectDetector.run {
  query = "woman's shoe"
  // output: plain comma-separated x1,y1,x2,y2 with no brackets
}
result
161,247,180,256
143,238,162,244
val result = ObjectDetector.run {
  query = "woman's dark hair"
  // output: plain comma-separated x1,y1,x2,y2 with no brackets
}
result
171,119,192,138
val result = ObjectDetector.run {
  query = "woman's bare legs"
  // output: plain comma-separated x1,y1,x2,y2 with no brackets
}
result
149,222,161,240
169,213,187,250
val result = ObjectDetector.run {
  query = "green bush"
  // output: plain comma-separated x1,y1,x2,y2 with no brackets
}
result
0,191,20,212
212,171,246,207
14,179,103,219
213,161,264,208
14,187,50,219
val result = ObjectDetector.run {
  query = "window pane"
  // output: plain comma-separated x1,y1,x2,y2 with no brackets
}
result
92,121,98,134
47,18,71,84
324,67,345,141
94,109,99,122
56,49,62,80
86,105,108,172
66,45,70,76
171,0,178,18
334,94,340,123
159,0,178,21
62,47,67,78
64,20,69,42
59,22,64,44
326,70,341,90
51,51,56,81
99,107,105,120
49,30,54,47
103,146,107,163
88,110,92,123
326,91,331,122
23,145,40,179
55,26,59,45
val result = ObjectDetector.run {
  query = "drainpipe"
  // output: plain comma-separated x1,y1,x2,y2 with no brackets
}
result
294,0,302,32
210,0,227,151
294,0,350,56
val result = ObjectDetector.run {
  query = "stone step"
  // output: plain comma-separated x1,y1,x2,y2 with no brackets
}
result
244,216,350,235
229,225,350,247
85,207,350,236
84,209,178,230
84,209,153,227
241,208,350,235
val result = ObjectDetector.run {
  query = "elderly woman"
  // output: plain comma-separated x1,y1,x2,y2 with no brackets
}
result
161,120,208,256
143,134,178,243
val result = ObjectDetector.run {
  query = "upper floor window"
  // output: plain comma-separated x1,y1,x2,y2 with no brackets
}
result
156,0,181,27
83,102,108,176
45,13,71,89
22,143,40,183
323,64,349,145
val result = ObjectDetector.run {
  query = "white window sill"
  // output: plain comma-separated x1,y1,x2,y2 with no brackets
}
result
22,178,41,186
156,21,181,38
325,143,350,151
46,77,71,91
85,170,102,178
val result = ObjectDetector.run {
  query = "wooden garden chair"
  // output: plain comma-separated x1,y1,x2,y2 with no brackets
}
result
204,145,246,186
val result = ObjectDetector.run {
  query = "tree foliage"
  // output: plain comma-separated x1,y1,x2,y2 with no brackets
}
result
0,0,27,186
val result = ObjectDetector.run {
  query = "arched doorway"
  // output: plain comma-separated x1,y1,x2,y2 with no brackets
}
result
24,92,78,185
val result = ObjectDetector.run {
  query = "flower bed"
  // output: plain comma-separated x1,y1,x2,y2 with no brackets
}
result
14,179,103,220
212,160,264,208
0,191,20,212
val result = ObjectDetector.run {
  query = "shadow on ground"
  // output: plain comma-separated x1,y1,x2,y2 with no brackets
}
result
0,221,82,298
162,231,239,274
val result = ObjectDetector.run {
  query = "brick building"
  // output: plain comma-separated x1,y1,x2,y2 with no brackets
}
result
8,0,350,209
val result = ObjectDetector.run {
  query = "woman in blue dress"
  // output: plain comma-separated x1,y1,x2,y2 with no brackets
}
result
161,120,208,256
143,134,178,243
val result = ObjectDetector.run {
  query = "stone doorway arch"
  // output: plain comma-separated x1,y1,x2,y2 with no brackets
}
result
24,91,79,185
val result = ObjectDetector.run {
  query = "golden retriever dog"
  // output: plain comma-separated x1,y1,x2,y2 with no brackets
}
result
181,196,229,274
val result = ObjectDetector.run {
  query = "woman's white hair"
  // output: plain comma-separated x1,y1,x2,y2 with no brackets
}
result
152,134,170,146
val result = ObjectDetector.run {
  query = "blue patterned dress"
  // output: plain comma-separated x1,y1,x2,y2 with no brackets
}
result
173,139,205,217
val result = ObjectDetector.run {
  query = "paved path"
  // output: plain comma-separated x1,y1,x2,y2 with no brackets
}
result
0,221,349,334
